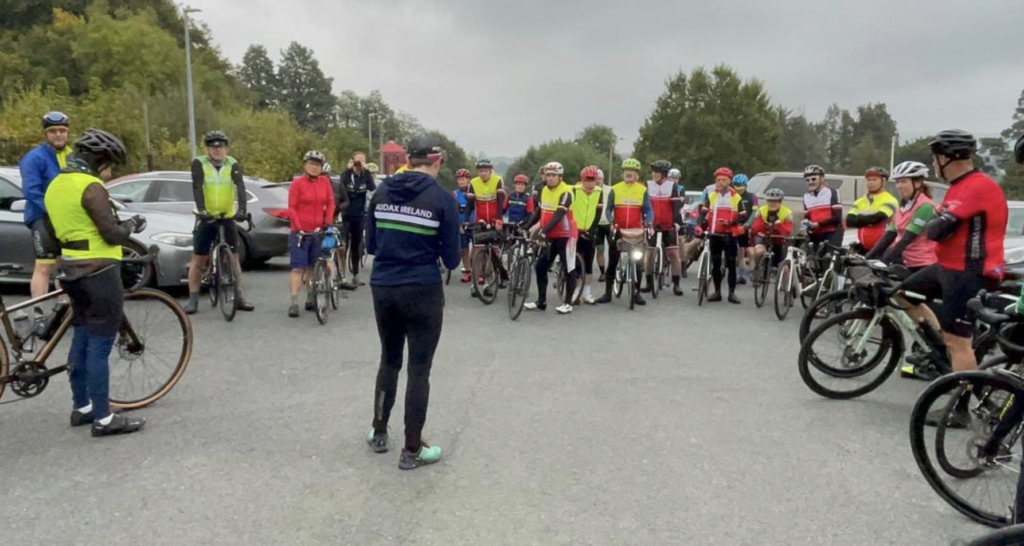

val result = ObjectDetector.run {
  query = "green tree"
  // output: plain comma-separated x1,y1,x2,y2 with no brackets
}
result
846,136,888,174
852,103,897,151
896,136,934,168
237,44,279,110
1000,88,1024,197
574,124,617,157
505,139,609,187
277,41,335,135
777,107,827,172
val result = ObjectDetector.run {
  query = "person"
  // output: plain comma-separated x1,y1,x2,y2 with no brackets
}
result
286,151,336,317
642,160,684,296
597,158,653,306
524,161,577,314
365,136,460,470
571,166,604,304
453,169,474,282
750,189,793,270
732,174,758,285
20,111,71,304
44,128,147,437
505,174,534,226
466,159,507,288
846,167,898,253
366,162,380,177
801,164,843,248
699,167,746,304
339,152,376,287
595,168,613,282
184,131,254,315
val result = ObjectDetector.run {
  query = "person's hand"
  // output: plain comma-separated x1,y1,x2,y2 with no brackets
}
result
128,214,147,233
233,211,248,222
347,159,354,169
694,226,703,238
495,219,504,231
809,222,819,229
197,210,213,222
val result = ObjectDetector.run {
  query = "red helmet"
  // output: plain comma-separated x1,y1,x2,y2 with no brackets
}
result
455,168,470,179
580,166,600,181
714,167,734,180
513,174,529,184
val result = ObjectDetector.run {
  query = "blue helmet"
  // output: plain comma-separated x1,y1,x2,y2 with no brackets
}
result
732,174,749,186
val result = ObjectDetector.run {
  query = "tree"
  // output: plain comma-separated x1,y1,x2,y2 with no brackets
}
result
575,124,617,157
852,103,897,152
1000,88,1024,197
634,65,782,187
237,44,279,110
896,136,934,168
505,139,610,187
277,41,335,135
777,107,827,172
846,136,888,175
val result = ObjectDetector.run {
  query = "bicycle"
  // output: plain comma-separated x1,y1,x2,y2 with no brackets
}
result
692,232,733,307
613,227,648,311
468,223,504,305
773,236,816,320
553,243,584,306
0,260,192,410
507,231,541,321
751,233,788,309
648,230,667,300
198,212,253,322
311,226,343,325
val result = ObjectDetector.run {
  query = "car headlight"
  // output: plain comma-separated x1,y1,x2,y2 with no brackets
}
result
631,250,644,260
1005,246,1024,267
150,232,193,248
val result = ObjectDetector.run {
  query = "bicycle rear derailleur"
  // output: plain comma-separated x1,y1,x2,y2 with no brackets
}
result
9,362,49,398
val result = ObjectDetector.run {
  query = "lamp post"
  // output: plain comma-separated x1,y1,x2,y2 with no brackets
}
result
368,113,376,159
182,5,201,159
890,132,899,173
607,137,625,182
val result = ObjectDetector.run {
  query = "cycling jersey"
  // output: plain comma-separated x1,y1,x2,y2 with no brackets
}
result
647,179,682,229
195,155,240,216
453,187,473,224
849,191,898,250
803,186,841,234
505,191,533,224
539,182,576,239
597,184,613,226
704,187,742,235
736,190,759,229
935,170,1007,279
607,181,652,229
44,170,122,261
889,194,937,268
750,205,794,240
288,174,336,233
468,175,505,224
571,186,603,234
19,143,68,226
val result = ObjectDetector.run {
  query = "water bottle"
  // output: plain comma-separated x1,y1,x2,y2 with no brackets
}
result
13,311,31,341
37,302,69,342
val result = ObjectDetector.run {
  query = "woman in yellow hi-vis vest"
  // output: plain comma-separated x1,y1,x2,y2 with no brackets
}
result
43,129,148,437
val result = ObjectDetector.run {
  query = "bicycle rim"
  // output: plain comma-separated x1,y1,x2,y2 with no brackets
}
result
314,263,330,324
774,262,792,320
0,335,8,403
797,308,902,399
207,252,218,307
754,256,770,308
218,247,237,322
697,252,710,306
508,258,527,321
109,289,192,409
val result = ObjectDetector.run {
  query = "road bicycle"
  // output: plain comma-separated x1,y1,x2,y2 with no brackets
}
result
648,229,668,299
693,232,732,307
613,227,648,311
198,212,253,322
773,236,817,320
311,226,344,325
553,241,585,306
506,231,541,321
751,233,788,308
0,259,192,410
468,223,505,305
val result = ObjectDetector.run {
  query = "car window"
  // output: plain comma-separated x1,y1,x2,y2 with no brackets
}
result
1008,207,1024,237
0,177,22,210
246,190,257,204
929,185,947,203
824,178,844,190
108,180,153,203
747,174,772,195
156,180,194,202
765,176,806,198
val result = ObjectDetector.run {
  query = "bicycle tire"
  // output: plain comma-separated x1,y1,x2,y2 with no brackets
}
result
798,289,855,343
614,258,624,298
0,333,8,403
108,288,192,410
569,252,585,305
774,261,792,320
658,247,668,293
472,250,499,305
217,245,237,322
314,261,330,324
966,524,1024,546
207,247,219,307
651,248,662,300
910,370,1024,527
797,308,903,399
753,254,770,308
628,269,635,311
508,257,529,321
697,251,710,307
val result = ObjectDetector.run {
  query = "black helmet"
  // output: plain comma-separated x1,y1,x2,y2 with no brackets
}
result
651,160,672,175
929,129,976,160
41,111,69,130
1014,134,1024,166
803,164,825,177
407,136,444,159
74,128,127,165
204,130,229,147
475,159,493,169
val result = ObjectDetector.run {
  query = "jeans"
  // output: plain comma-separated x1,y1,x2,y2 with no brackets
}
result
68,328,115,418
63,265,123,418
371,283,444,453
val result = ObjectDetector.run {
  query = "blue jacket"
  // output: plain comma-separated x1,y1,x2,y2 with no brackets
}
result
19,144,63,226
367,171,461,286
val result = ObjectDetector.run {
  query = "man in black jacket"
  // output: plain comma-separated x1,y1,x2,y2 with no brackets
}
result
339,151,376,286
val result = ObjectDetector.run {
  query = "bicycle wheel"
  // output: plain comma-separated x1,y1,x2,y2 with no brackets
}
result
508,256,530,321
206,248,219,307
753,254,771,308
217,245,237,322
651,248,662,300
614,256,624,298
329,254,339,311
569,253,585,305
797,308,903,399
774,260,793,320
628,262,636,311
0,334,8,403
471,249,499,305
697,251,710,307
966,524,1024,546
108,289,192,410
798,289,856,343
910,370,1024,527
314,260,330,324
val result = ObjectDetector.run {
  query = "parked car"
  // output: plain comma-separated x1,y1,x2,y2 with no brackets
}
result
105,171,290,265
0,167,194,287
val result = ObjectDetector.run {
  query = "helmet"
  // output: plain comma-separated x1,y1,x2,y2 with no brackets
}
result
580,166,600,181
303,150,326,165
732,174,749,186
714,167,734,180
892,161,929,180
366,162,379,173
41,111,69,129
513,174,529,184
455,168,471,178
475,159,493,169
651,160,672,175
543,161,564,176
621,158,642,171
668,168,681,179
322,162,332,174
597,168,605,180
1015,134,1024,165
765,188,785,201
204,130,229,147
864,166,889,179
803,164,825,177
929,129,976,160
73,128,127,165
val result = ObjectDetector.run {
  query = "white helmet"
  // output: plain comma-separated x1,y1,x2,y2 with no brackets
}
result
892,161,929,180
303,150,326,165
668,168,681,179
542,161,564,176
597,168,605,181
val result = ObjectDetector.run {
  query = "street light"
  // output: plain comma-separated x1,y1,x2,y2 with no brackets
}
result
368,113,376,160
608,137,625,182
182,5,201,159
890,132,899,173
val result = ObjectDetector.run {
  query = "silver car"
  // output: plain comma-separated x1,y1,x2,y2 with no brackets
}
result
0,167,194,287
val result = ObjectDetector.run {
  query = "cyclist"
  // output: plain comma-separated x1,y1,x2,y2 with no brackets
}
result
571,166,604,304
20,111,71,303
750,188,793,269
801,164,843,277
340,152,376,287
44,129,147,437
596,158,653,306
732,174,758,286
453,168,474,282
505,174,534,226
286,151,336,318
524,161,577,314
846,166,898,252
185,131,253,315
642,160,684,296
596,168,613,282
467,159,508,289
699,167,745,304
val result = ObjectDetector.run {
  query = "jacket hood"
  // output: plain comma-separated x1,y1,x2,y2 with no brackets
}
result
386,171,437,204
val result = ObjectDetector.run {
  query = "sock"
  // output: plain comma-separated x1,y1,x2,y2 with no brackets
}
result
77,403,93,414
98,413,114,425
599,265,606,274
291,295,298,305
583,285,592,298
672,275,680,287
188,292,199,306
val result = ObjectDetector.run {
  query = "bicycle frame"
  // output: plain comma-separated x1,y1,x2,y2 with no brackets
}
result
0,288,73,367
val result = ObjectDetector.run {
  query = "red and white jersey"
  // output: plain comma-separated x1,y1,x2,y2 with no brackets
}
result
646,179,679,229
803,187,841,234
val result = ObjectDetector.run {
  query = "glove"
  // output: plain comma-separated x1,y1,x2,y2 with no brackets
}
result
197,210,214,222
234,211,248,222
129,214,147,234
694,226,703,238
495,219,504,230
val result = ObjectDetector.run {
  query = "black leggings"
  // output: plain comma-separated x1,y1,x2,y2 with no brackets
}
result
344,217,364,275
577,236,596,275
371,283,444,453
536,237,575,306
710,235,738,293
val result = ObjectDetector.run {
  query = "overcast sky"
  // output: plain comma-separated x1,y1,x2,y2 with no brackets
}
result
190,0,1024,157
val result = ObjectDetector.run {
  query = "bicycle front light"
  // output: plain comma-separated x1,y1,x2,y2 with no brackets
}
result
150,232,193,248
631,250,644,260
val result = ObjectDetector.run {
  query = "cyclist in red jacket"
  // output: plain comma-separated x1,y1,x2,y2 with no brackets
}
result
287,151,335,317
